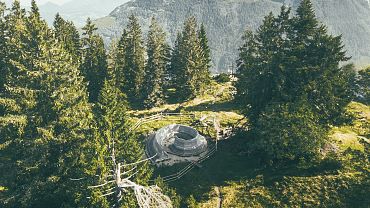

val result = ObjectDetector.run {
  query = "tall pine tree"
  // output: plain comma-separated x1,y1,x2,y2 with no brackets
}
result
142,17,169,108
235,1,354,161
121,15,146,107
291,0,351,124
170,17,211,101
112,29,128,92
80,18,108,103
0,2,6,94
236,2,351,125
168,31,183,90
53,13,81,62
0,2,109,206
198,23,212,84
0,22,104,208
95,80,152,207
358,67,369,104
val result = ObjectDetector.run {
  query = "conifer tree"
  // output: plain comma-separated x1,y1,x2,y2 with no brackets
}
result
53,13,81,62
236,2,351,125
291,0,350,124
95,80,152,207
0,0,48,108
168,31,183,89
113,29,128,92
235,1,354,161
142,17,169,108
171,17,209,101
26,0,51,64
0,2,108,206
179,17,200,100
358,67,369,104
121,15,146,106
0,31,105,208
198,23,212,79
0,2,6,94
80,18,108,103
235,11,287,122
1,1,26,117
5,0,27,68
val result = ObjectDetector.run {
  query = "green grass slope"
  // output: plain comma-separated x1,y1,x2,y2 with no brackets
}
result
130,81,369,208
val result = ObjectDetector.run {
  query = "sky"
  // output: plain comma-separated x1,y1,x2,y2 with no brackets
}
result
14,0,131,6
7,0,132,26
17,0,72,6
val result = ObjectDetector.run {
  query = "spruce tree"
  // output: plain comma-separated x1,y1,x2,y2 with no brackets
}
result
236,10,289,122
81,18,108,103
198,23,212,83
168,31,183,89
358,67,369,104
236,2,351,125
1,0,26,117
113,29,128,92
198,24,211,68
95,80,152,207
0,30,105,208
26,0,51,64
142,17,169,108
121,15,146,107
234,30,258,116
53,13,81,62
172,17,208,101
235,1,354,161
5,0,27,68
290,0,350,124
0,2,108,206
180,16,201,99
0,2,6,94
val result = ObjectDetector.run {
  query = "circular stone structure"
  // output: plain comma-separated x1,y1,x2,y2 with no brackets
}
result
146,124,208,164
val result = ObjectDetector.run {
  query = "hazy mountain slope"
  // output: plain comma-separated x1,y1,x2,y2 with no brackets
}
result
37,0,130,26
96,0,370,72
2,0,130,26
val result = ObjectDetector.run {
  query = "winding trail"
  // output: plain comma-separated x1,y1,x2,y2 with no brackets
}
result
215,186,222,208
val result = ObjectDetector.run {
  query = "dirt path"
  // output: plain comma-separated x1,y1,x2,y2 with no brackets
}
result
214,186,222,208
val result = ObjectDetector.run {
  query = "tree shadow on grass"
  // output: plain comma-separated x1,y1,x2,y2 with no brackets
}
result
152,135,262,202
152,134,346,204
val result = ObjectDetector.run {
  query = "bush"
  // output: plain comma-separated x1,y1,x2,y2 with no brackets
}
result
214,73,231,83
357,67,369,104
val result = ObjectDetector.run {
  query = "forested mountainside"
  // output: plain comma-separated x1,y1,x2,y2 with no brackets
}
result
96,0,370,72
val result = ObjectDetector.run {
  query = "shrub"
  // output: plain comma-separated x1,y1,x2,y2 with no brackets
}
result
214,73,231,83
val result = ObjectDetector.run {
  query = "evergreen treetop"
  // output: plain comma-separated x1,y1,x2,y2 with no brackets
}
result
170,17,211,101
80,18,107,103
142,17,169,108
0,31,102,207
53,13,81,62
235,0,355,162
236,1,351,125
0,2,6,94
120,15,146,106
198,23,212,70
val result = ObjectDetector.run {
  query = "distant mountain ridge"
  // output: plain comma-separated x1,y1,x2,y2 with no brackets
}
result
39,0,130,26
96,0,370,72
3,0,130,26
